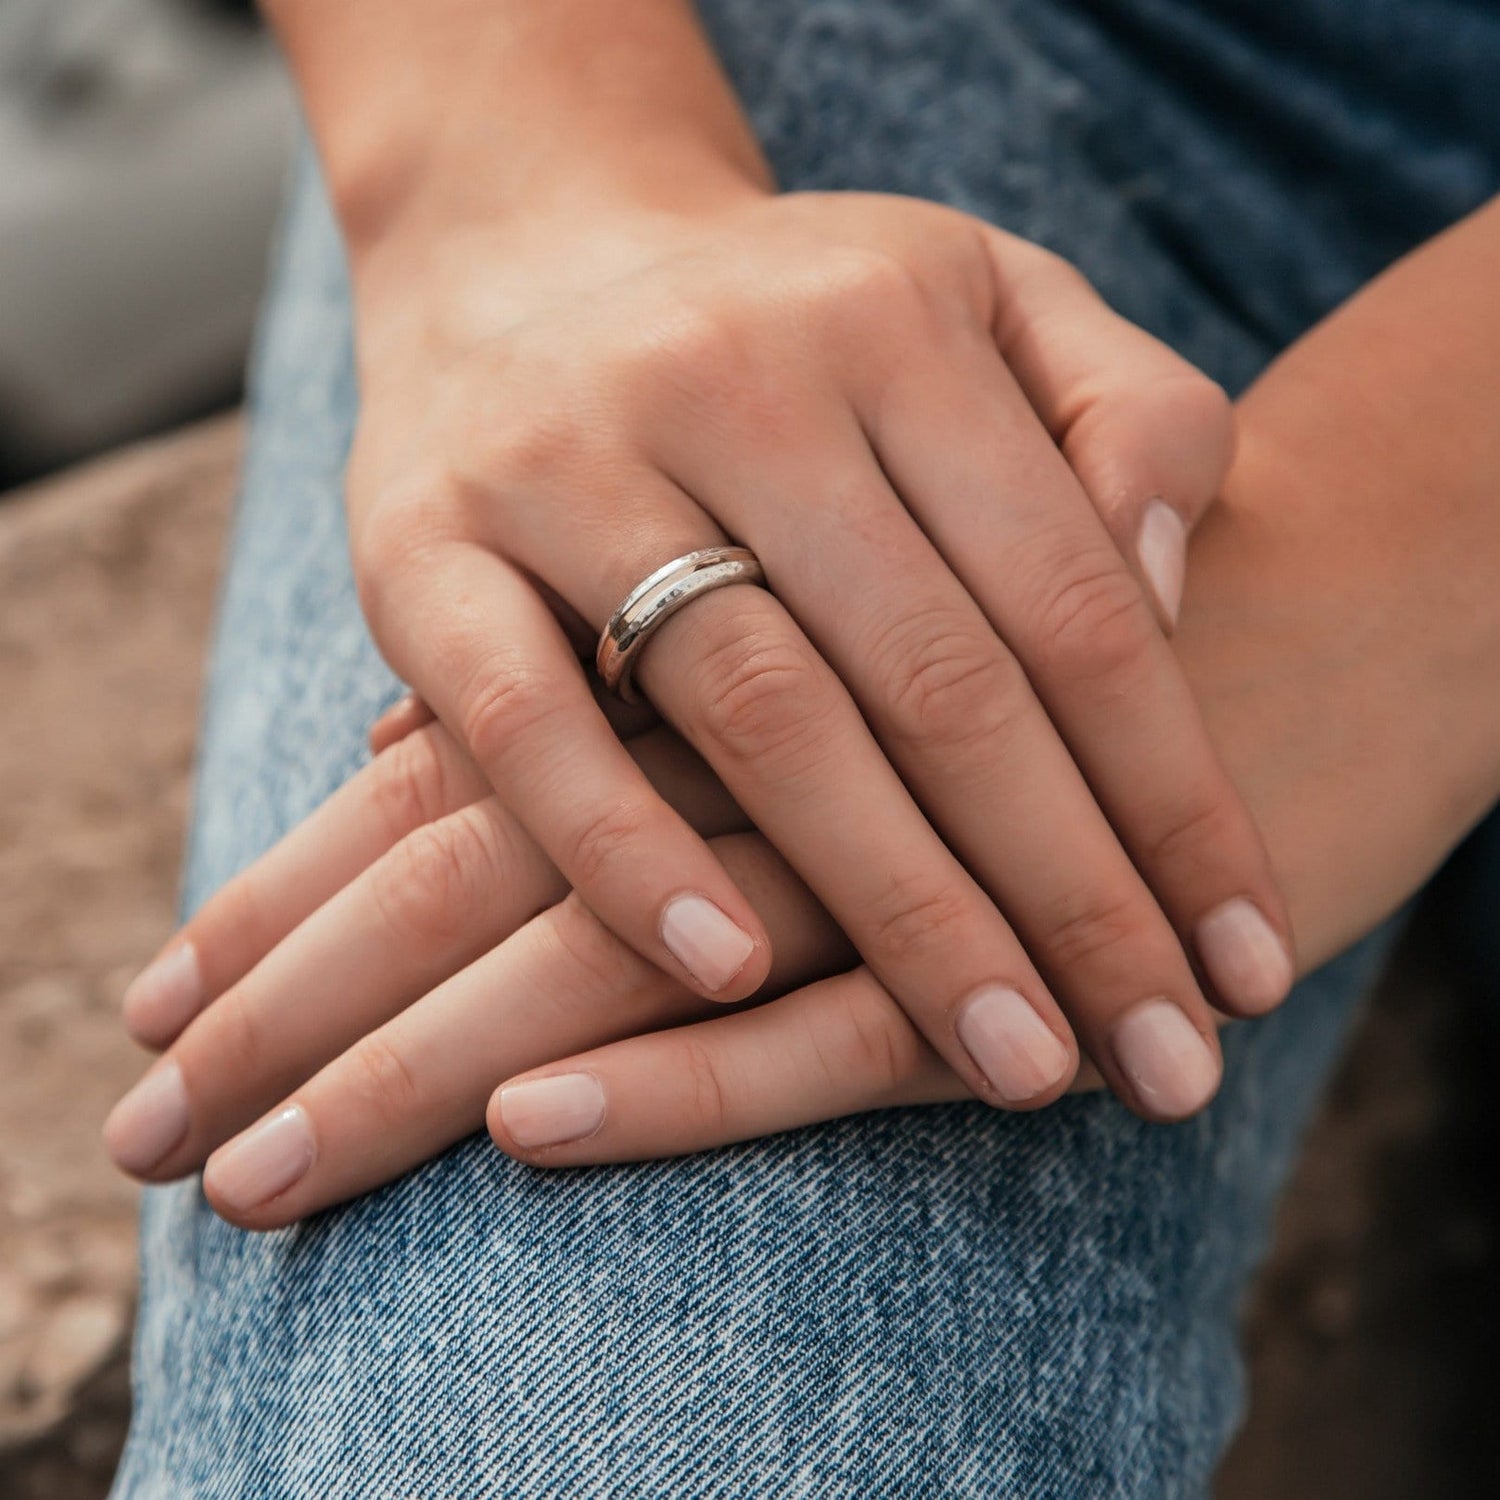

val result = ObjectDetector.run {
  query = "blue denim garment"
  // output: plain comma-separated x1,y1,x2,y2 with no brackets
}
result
113,1,1497,1494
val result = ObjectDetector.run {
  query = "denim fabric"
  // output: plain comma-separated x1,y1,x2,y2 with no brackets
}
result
113,2,1498,1495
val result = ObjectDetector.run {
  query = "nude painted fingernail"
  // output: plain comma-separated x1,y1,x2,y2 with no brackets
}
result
660,894,756,993
1111,998,1220,1119
103,1061,189,1175
1197,897,1294,1016
956,984,1072,1103
122,944,202,1043
204,1106,315,1212
1138,499,1187,627
498,1074,606,1149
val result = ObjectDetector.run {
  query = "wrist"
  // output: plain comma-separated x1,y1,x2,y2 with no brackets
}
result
266,0,774,267
344,153,771,360
331,106,773,273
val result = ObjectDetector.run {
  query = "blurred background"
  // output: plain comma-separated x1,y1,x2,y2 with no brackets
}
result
0,0,290,486
0,2,1495,1496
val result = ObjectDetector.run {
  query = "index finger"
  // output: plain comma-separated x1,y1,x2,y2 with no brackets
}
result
361,530,775,1002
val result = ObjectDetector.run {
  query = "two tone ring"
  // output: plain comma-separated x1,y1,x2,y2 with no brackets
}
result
595,545,766,703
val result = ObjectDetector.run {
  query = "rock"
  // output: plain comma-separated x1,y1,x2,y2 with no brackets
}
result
22,1297,127,1405
0,417,237,1485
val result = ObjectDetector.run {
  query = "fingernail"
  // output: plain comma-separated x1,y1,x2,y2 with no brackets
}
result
103,1061,189,1175
660,894,756,993
956,985,1072,1103
1196,898,1294,1016
122,944,202,1043
1138,499,1187,627
498,1073,606,1149
204,1106,315,1212
1111,998,1220,1119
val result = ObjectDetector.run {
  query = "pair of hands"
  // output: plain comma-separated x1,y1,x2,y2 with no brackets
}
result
105,187,1296,1225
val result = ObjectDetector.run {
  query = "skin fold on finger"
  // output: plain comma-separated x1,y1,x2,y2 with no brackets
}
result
368,537,774,1002
647,388,1219,1119
121,721,492,1049
196,833,853,1228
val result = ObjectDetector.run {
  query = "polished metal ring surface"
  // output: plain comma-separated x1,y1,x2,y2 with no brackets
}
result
596,545,766,703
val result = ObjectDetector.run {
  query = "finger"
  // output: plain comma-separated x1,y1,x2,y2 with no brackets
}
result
125,721,745,1054
192,833,851,1227
106,734,754,1186
861,320,1295,1022
655,385,1224,1118
490,969,968,1166
103,797,565,1184
121,721,491,1048
368,692,435,754
491,961,1232,1166
489,455,1084,1113
982,231,1236,629
355,531,773,1002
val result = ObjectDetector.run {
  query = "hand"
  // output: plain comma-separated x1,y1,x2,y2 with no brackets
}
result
104,325,1500,1222
338,186,1290,1117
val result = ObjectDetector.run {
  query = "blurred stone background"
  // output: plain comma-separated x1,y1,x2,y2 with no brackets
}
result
0,3,1496,1496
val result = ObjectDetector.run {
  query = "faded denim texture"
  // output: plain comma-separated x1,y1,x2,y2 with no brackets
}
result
114,1,1499,1495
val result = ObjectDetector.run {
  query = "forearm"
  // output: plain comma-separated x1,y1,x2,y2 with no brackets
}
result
1185,197,1500,969
261,0,772,252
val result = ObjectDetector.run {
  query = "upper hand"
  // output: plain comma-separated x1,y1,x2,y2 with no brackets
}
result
340,187,1290,1117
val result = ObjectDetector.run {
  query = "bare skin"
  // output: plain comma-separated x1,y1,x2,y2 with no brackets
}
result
104,201,1500,1225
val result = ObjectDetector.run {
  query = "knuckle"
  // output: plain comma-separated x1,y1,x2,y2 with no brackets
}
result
817,247,931,347
564,798,656,893
370,814,496,946
1032,245,1097,300
371,727,453,843
1139,794,1235,875
1031,558,1157,687
482,409,589,496
344,1033,422,1125
545,893,649,1001
350,497,453,628
650,301,753,393
829,246,923,307
677,1036,732,1137
693,625,837,773
460,665,562,770
198,985,264,1087
869,608,1025,756
1166,370,1234,443
866,873,973,969
828,984,916,1102
1039,887,1147,973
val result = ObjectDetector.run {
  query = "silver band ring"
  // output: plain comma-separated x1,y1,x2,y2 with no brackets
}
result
596,545,766,703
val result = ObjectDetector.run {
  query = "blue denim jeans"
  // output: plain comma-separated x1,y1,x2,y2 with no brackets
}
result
113,2,1498,1494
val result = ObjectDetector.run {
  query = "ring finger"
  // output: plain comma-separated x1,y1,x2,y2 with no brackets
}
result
642,393,1223,1117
